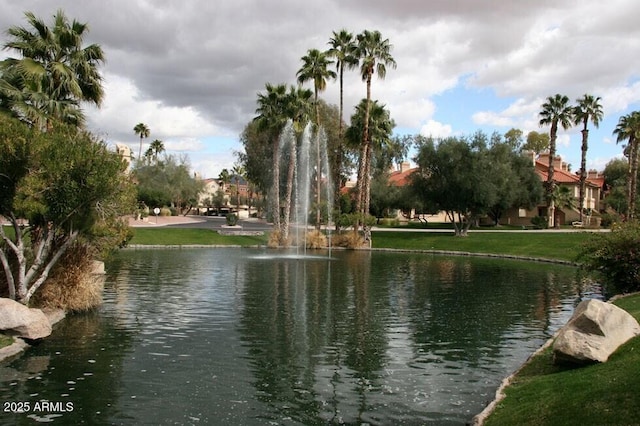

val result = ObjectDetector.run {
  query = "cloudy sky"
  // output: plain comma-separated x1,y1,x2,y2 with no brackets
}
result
1,0,639,177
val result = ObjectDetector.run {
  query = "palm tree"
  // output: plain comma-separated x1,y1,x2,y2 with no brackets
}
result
354,30,396,218
296,49,336,228
296,48,335,129
144,146,154,165
550,185,576,227
133,122,150,162
0,10,105,129
218,168,231,191
254,83,289,233
149,139,165,164
232,163,246,215
327,30,358,217
539,94,573,227
345,99,395,211
613,111,640,220
327,29,358,141
573,94,603,222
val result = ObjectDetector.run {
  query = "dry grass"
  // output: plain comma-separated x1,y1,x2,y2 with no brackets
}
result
305,230,327,249
332,230,365,249
32,244,104,312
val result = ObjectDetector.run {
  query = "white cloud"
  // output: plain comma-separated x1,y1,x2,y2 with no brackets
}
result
419,120,452,138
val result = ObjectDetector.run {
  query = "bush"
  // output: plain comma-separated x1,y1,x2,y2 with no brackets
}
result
226,213,238,226
531,215,548,229
578,222,640,295
31,243,104,312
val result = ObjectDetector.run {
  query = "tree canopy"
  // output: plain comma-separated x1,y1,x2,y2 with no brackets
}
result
0,115,135,304
410,132,542,235
0,10,105,129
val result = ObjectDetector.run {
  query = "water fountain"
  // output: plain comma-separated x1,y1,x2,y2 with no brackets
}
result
274,120,333,257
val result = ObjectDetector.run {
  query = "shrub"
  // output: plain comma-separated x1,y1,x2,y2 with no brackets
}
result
531,215,548,229
31,243,104,312
226,213,238,226
578,222,640,295
305,230,327,249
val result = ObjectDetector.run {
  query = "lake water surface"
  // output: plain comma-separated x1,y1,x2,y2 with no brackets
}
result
0,249,599,425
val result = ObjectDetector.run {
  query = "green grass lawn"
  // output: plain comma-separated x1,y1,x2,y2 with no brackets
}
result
128,227,269,246
126,227,593,263
372,231,592,262
484,293,640,426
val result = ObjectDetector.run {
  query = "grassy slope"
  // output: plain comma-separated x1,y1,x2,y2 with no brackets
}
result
484,293,640,426
372,231,591,262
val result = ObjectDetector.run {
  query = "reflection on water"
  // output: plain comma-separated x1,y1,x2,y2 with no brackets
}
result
0,249,599,425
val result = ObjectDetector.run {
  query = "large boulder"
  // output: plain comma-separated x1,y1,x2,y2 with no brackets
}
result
553,299,640,365
0,298,52,340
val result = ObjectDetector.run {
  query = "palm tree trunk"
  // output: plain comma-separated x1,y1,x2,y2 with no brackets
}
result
271,137,281,231
334,64,345,229
547,121,558,227
357,74,373,220
629,138,639,220
579,128,588,222
282,141,297,246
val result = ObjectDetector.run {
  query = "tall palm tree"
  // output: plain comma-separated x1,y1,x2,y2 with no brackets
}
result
149,139,165,164
327,29,358,219
296,48,335,129
254,83,289,233
613,111,640,220
296,49,336,229
232,163,246,215
0,10,105,129
345,99,395,208
133,122,150,162
573,94,603,222
354,30,396,218
282,87,313,242
539,94,573,227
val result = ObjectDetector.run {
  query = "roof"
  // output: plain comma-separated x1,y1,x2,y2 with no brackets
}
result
388,167,417,186
534,160,604,188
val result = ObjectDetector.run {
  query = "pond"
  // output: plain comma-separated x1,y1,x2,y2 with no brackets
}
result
1,249,600,425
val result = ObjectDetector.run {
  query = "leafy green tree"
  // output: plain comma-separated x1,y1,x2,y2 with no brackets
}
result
133,122,150,162
613,111,640,220
353,30,396,219
523,131,550,154
579,222,640,295
485,138,543,225
539,94,573,227
0,116,134,304
238,120,272,196
0,10,105,129
411,136,495,236
133,154,203,215
504,128,523,150
573,94,603,222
